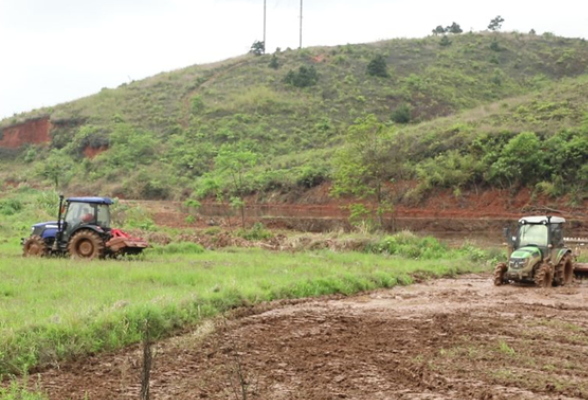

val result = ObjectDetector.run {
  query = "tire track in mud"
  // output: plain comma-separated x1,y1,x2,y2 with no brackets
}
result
30,275,588,399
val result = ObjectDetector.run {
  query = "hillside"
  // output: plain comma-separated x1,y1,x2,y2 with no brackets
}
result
1,32,588,205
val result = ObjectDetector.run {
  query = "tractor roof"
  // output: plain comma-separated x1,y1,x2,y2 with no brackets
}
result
519,216,565,225
67,197,114,205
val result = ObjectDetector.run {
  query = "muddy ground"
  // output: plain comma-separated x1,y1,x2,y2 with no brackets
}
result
32,274,588,399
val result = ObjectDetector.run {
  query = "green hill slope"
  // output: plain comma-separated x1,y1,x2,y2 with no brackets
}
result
1,32,588,202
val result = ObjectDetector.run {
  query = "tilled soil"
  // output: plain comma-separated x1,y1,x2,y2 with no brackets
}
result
34,275,588,399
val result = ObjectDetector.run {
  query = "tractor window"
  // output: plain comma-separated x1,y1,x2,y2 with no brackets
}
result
96,204,111,228
65,203,87,226
519,224,548,247
551,225,564,246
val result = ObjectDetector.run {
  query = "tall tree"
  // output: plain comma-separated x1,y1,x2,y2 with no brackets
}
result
332,114,396,228
214,145,259,227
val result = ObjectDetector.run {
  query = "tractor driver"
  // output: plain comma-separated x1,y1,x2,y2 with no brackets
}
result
81,207,94,223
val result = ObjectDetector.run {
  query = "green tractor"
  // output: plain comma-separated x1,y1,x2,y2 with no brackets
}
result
494,216,574,287
22,195,148,259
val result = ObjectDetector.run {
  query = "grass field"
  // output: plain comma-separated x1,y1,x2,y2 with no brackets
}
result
0,237,491,380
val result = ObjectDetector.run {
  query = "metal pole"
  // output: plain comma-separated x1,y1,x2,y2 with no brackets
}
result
263,0,267,50
299,0,303,48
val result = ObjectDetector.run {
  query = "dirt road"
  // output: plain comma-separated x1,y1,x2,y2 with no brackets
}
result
36,274,588,399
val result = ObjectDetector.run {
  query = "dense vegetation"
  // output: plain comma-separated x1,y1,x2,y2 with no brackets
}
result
1,32,588,205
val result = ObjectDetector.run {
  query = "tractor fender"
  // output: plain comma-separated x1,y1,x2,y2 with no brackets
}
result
554,248,572,265
69,225,108,242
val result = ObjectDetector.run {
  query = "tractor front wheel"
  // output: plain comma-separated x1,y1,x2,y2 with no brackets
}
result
68,230,105,259
534,263,554,288
23,235,48,257
493,262,508,286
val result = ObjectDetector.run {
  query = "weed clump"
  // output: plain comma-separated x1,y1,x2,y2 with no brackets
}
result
236,223,273,241
148,242,205,255
368,232,448,259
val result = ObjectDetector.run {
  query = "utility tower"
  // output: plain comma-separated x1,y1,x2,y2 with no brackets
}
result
299,0,303,48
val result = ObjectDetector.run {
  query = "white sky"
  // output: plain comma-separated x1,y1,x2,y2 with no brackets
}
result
1,0,587,120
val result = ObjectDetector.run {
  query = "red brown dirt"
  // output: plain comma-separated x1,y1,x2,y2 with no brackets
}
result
30,274,588,399
0,117,51,148
123,185,588,234
83,145,109,159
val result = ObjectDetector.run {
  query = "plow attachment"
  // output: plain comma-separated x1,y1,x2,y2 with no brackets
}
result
106,228,149,256
564,237,588,274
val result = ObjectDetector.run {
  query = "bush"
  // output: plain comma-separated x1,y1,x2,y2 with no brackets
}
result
269,54,280,69
284,66,319,88
391,103,412,124
367,54,388,77
296,164,329,188
140,180,171,200
439,36,452,47
0,199,23,216
368,232,448,260
237,222,273,241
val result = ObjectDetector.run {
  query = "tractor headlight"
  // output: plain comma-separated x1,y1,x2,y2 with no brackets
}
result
509,258,526,269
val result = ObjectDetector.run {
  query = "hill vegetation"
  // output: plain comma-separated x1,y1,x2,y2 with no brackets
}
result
1,32,588,207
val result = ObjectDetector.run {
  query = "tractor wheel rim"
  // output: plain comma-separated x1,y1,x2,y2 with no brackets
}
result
79,240,94,257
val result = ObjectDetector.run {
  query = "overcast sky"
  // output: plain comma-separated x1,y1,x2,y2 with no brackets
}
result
1,0,586,120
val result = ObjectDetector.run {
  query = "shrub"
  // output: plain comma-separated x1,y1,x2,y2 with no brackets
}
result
269,54,280,69
439,36,452,47
296,164,329,188
490,39,501,51
0,199,23,216
367,54,389,77
140,180,171,200
237,222,273,241
368,232,448,260
391,103,412,124
284,65,319,88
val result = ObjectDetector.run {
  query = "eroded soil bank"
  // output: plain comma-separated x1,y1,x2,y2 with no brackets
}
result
35,274,588,399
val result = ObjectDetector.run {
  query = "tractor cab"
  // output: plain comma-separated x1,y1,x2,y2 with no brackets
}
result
507,216,565,259
62,197,113,239
495,215,573,287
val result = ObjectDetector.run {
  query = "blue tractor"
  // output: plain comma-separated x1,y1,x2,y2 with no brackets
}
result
22,195,148,259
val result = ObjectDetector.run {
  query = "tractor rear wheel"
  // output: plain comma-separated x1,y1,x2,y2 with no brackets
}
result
23,235,48,257
534,263,554,288
68,230,105,259
493,262,508,286
555,253,574,286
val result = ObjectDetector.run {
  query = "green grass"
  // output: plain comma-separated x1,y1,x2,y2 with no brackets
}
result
0,378,46,400
0,239,487,376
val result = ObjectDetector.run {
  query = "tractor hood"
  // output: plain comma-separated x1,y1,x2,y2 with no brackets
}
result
511,246,542,259
33,221,59,229
31,221,61,240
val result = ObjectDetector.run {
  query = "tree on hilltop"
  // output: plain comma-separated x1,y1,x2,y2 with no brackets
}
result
250,40,265,56
432,25,447,35
447,22,463,34
488,16,505,31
